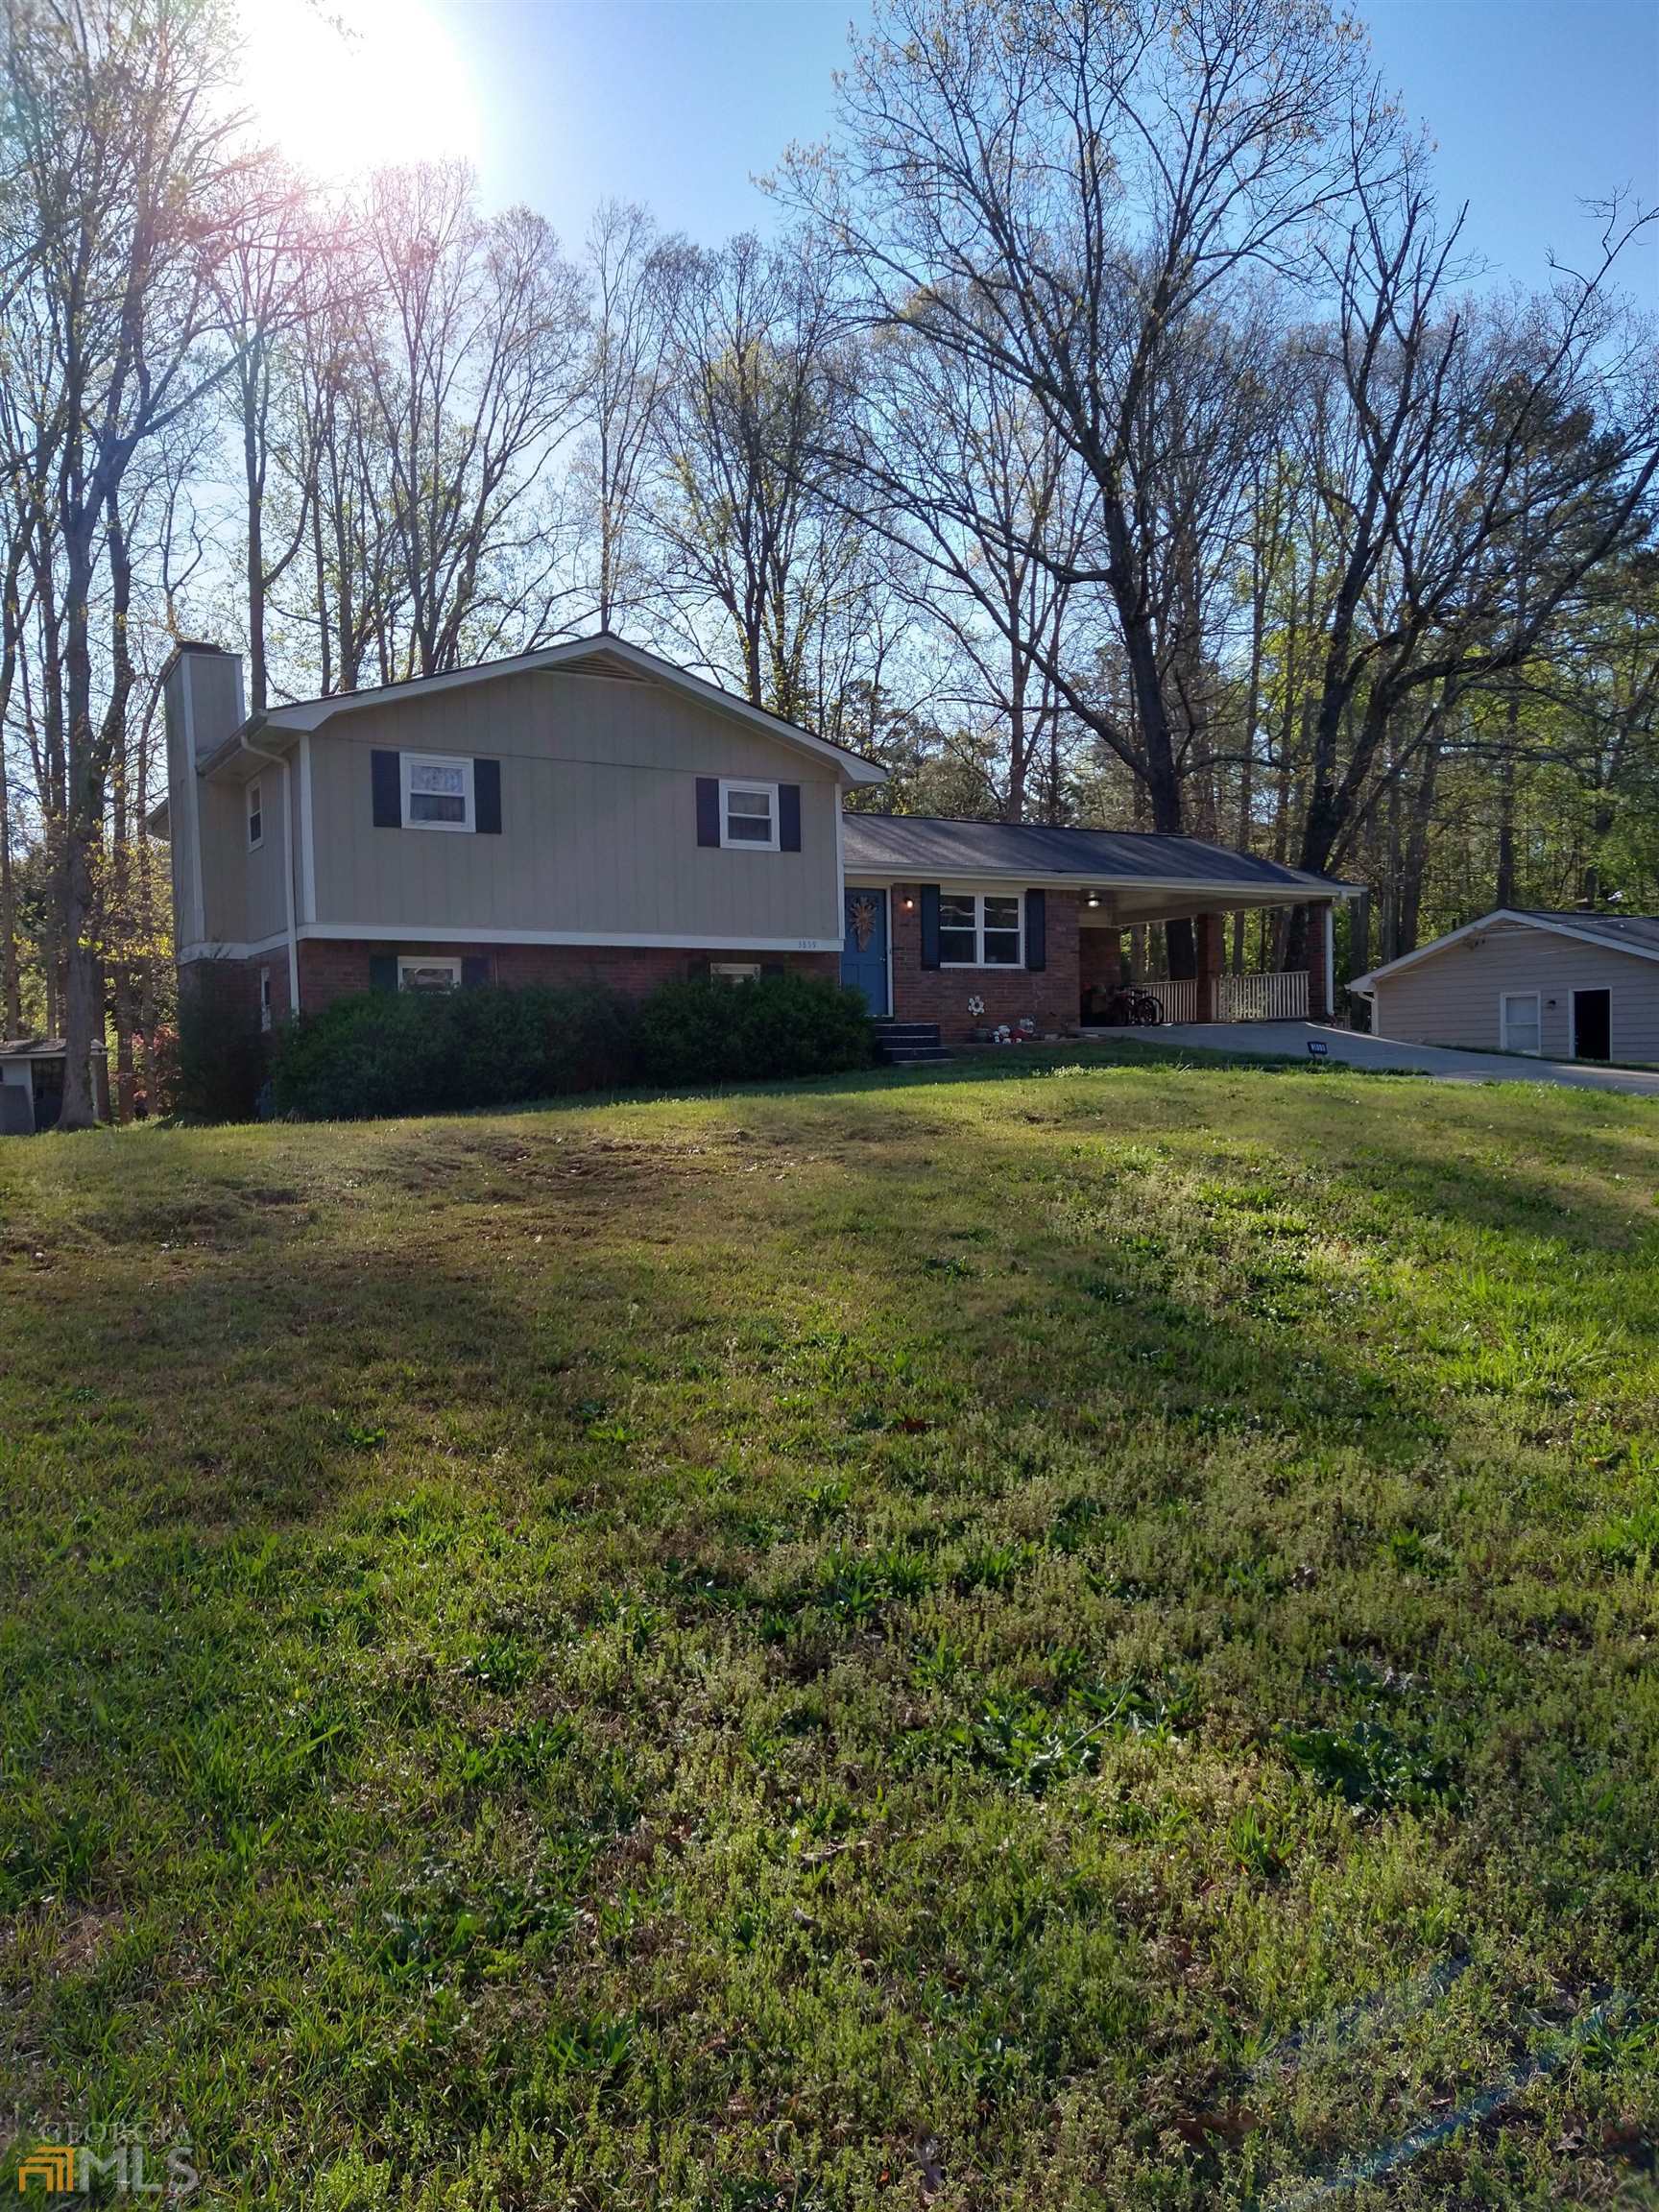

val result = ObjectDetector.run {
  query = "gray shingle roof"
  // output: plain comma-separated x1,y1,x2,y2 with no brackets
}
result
841,813,1350,892
1509,910,1659,955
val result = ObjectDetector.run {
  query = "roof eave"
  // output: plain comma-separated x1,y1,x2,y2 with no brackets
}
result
1353,907,1659,991
845,858,1358,899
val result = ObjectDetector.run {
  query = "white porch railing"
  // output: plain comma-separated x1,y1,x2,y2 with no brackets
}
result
1217,970,1309,1022
1121,972,1310,1023
1137,977,1197,1022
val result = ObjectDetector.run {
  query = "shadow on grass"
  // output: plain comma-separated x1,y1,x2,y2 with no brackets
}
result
4,1069,1659,2212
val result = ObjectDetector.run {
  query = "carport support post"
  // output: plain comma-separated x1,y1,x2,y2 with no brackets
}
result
1195,912,1225,1022
1308,902,1334,1022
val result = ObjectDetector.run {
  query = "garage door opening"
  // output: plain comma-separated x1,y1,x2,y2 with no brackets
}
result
1573,988,1611,1062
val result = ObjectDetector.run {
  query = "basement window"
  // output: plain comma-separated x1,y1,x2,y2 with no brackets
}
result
397,956,463,993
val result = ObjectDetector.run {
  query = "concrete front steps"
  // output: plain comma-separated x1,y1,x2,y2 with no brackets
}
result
874,1021,953,1067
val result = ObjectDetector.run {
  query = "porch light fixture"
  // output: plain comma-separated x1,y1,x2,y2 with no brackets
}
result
901,894,915,912
1086,891,1101,908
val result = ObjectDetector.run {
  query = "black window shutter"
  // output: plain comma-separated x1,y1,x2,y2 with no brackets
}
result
920,884,941,971
1025,888,1046,972
695,778,720,847
474,758,501,834
779,783,802,852
369,953,398,995
372,750,400,828
462,956,491,990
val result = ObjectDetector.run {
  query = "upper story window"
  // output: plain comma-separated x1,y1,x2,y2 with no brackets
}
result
939,892,1022,967
247,779,263,850
720,779,779,851
403,753,475,832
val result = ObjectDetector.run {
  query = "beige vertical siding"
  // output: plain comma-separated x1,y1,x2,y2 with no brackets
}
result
304,669,844,944
240,762,294,946
1373,923,1659,1061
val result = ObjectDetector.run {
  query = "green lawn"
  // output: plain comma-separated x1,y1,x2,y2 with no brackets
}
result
3,1054,1658,2208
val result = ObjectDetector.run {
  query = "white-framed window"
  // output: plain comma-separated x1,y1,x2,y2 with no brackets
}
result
939,890,1023,968
247,778,263,850
398,955,463,993
719,779,779,851
402,753,475,832
1500,990,1542,1056
709,962,762,982
258,966,273,1032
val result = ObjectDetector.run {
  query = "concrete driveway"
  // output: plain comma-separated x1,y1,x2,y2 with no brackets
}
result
1107,1021,1659,1098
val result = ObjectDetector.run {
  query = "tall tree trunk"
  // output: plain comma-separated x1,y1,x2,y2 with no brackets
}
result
1494,678,1521,908
58,517,103,1129
1398,736,1442,954
243,352,269,711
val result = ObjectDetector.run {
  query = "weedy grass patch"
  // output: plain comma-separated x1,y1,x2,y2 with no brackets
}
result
2,1051,1658,2206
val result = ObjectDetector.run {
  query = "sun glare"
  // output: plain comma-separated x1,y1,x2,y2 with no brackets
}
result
238,0,479,180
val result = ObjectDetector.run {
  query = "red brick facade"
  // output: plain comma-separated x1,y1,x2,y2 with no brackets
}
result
1306,901,1333,1022
1078,926,1124,998
886,885,1083,1041
191,940,840,1022
189,899,1332,1043
1195,910,1226,1021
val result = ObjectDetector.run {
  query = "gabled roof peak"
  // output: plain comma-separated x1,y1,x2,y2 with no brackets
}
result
207,633,885,786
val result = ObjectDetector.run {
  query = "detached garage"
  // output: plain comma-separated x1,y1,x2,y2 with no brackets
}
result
0,1040,110,1132
1352,909,1659,1065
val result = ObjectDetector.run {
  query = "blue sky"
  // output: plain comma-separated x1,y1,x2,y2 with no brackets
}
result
435,0,1658,300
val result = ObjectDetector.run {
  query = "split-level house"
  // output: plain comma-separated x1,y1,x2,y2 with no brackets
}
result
153,635,1352,1047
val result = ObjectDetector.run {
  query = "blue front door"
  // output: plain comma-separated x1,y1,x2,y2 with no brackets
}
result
842,888,889,1016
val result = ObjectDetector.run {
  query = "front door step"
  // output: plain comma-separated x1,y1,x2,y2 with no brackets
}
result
874,1021,951,1066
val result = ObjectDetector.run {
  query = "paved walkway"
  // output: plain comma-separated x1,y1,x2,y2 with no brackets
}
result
1102,1021,1659,1098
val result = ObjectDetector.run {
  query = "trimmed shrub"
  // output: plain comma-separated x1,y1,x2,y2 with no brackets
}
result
268,971,875,1121
637,972,875,1087
270,985,639,1121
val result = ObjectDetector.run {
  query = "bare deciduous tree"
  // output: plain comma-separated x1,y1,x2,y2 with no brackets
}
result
781,0,1391,972
1,0,251,1124
357,162,588,678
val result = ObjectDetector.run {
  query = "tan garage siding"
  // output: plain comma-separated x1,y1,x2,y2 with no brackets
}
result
1373,924,1659,1061
307,668,843,945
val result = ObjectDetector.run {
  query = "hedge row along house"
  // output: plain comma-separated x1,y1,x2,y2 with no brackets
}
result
149,636,1353,1062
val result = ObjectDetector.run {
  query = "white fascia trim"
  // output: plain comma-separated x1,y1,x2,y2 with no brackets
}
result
1351,908,1659,994
245,636,887,786
182,925,846,958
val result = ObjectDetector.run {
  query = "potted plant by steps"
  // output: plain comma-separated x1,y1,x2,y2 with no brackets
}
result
968,995,990,1043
